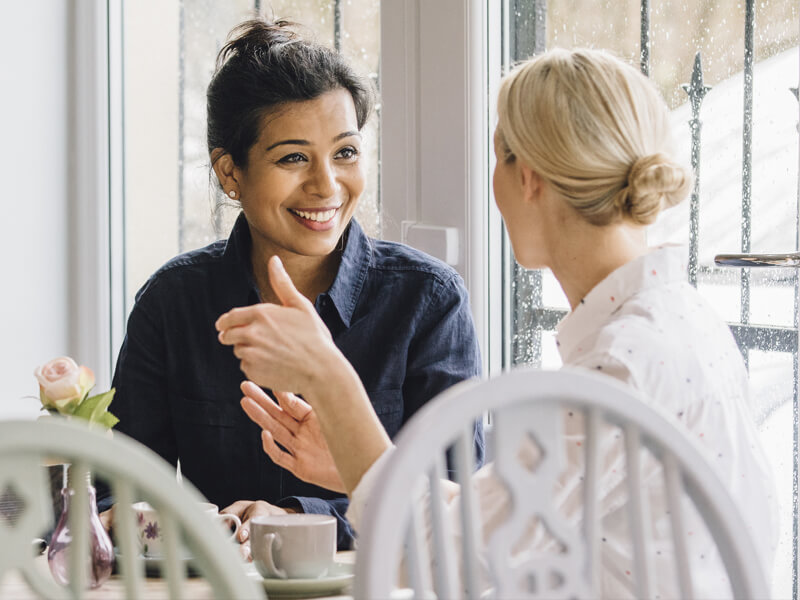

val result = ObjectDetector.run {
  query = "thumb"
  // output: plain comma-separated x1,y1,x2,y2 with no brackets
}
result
268,256,309,309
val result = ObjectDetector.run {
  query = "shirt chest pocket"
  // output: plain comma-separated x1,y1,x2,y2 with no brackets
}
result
369,388,404,439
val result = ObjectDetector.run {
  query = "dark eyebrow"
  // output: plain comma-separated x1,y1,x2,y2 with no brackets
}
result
264,131,361,152
265,139,309,152
334,131,361,142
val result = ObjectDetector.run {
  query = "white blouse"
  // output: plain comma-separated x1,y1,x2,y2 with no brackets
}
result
347,245,778,598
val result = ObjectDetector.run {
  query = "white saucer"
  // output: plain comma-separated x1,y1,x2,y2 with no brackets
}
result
114,550,199,577
247,561,354,598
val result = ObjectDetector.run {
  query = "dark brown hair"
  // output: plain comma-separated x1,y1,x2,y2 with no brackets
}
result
207,18,375,169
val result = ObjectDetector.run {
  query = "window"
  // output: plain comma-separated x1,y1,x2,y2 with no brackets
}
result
110,0,797,593
122,0,380,315
497,1,798,595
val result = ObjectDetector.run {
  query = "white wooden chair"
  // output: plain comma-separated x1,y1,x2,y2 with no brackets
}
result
0,418,264,599
353,367,769,600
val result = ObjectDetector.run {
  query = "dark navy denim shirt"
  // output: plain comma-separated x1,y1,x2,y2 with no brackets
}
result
99,213,484,548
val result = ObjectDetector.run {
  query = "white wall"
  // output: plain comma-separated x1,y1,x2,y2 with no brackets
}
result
0,4,71,419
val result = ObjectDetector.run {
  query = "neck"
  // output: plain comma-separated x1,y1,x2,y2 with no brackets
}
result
548,219,648,311
250,239,341,305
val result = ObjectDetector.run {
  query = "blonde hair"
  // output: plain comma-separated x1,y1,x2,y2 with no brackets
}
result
496,48,691,226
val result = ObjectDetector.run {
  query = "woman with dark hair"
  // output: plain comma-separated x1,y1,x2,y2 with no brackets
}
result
102,18,483,551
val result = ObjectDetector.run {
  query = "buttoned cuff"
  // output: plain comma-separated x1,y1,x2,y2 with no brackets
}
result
278,495,327,515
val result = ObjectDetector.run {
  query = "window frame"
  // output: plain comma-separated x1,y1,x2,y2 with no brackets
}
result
379,0,493,375
95,0,798,593
72,0,125,390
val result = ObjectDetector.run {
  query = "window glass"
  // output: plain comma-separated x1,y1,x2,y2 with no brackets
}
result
503,1,798,595
122,0,380,314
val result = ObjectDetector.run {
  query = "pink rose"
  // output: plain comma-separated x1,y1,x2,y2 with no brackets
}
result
34,356,96,413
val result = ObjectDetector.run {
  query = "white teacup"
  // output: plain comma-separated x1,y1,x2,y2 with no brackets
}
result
132,501,241,558
251,514,336,579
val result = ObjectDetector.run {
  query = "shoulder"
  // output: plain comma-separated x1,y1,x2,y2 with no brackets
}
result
153,241,228,277
134,239,229,303
581,283,745,399
367,238,464,293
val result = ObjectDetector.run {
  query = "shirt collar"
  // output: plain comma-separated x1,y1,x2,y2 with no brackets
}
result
325,218,372,328
221,212,371,327
556,244,688,360
221,212,260,303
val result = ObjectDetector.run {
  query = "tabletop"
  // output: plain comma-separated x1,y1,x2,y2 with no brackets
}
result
0,551,356,600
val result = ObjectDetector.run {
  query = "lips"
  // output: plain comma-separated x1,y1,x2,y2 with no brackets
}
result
287,206,341,232
288,207,338,223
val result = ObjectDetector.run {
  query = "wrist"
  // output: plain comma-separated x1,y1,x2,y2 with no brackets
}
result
304,341,355,395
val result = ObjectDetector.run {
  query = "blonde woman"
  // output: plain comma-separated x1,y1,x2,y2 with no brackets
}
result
217,48,777,596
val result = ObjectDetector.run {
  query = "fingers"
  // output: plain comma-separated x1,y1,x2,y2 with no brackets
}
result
268,256,312,310
99,507,114,535
220,500,251,518
239,500,292,544
238,519,252,544
216,314,266,347
441,480,461,503
237,501,266,543
241,397,298,448
275,390,312,421
221,500,255,543
242,382,300,434
241,380,271,404
215,305,259,334
242,384,286,424
240,395,300,457
240,396,271,433
217,328,250,348
238,540,253,562
262,419,298,454
262,430,298,471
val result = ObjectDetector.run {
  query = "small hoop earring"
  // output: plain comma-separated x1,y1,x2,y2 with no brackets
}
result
228,190,236,199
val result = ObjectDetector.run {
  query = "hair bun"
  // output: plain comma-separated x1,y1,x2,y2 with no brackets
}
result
216,19,301,70
615,153,692,225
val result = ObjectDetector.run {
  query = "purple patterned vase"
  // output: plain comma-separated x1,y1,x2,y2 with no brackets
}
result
47,471,114,588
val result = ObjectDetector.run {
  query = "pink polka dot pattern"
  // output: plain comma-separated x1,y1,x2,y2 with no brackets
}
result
550,244,778,591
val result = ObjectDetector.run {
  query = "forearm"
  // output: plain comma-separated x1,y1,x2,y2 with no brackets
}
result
304,350,391,494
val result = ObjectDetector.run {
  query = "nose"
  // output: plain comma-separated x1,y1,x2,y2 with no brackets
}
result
303,159,339,199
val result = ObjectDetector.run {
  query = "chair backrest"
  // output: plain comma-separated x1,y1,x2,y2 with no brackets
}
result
0,418,264,600
353,368,769,600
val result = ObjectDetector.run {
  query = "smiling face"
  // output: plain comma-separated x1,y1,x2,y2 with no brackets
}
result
232,88,365,259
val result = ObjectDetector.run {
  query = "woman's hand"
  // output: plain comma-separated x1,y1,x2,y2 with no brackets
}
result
215,256,338,394
240,380,346,493
99,507,114,535
221,499,298,561
218,255,392,494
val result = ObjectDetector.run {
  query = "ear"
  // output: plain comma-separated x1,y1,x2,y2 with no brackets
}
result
519,163,545,206
211,148,242,196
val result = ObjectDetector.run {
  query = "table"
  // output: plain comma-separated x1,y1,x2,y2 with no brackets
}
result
0,552,355,599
